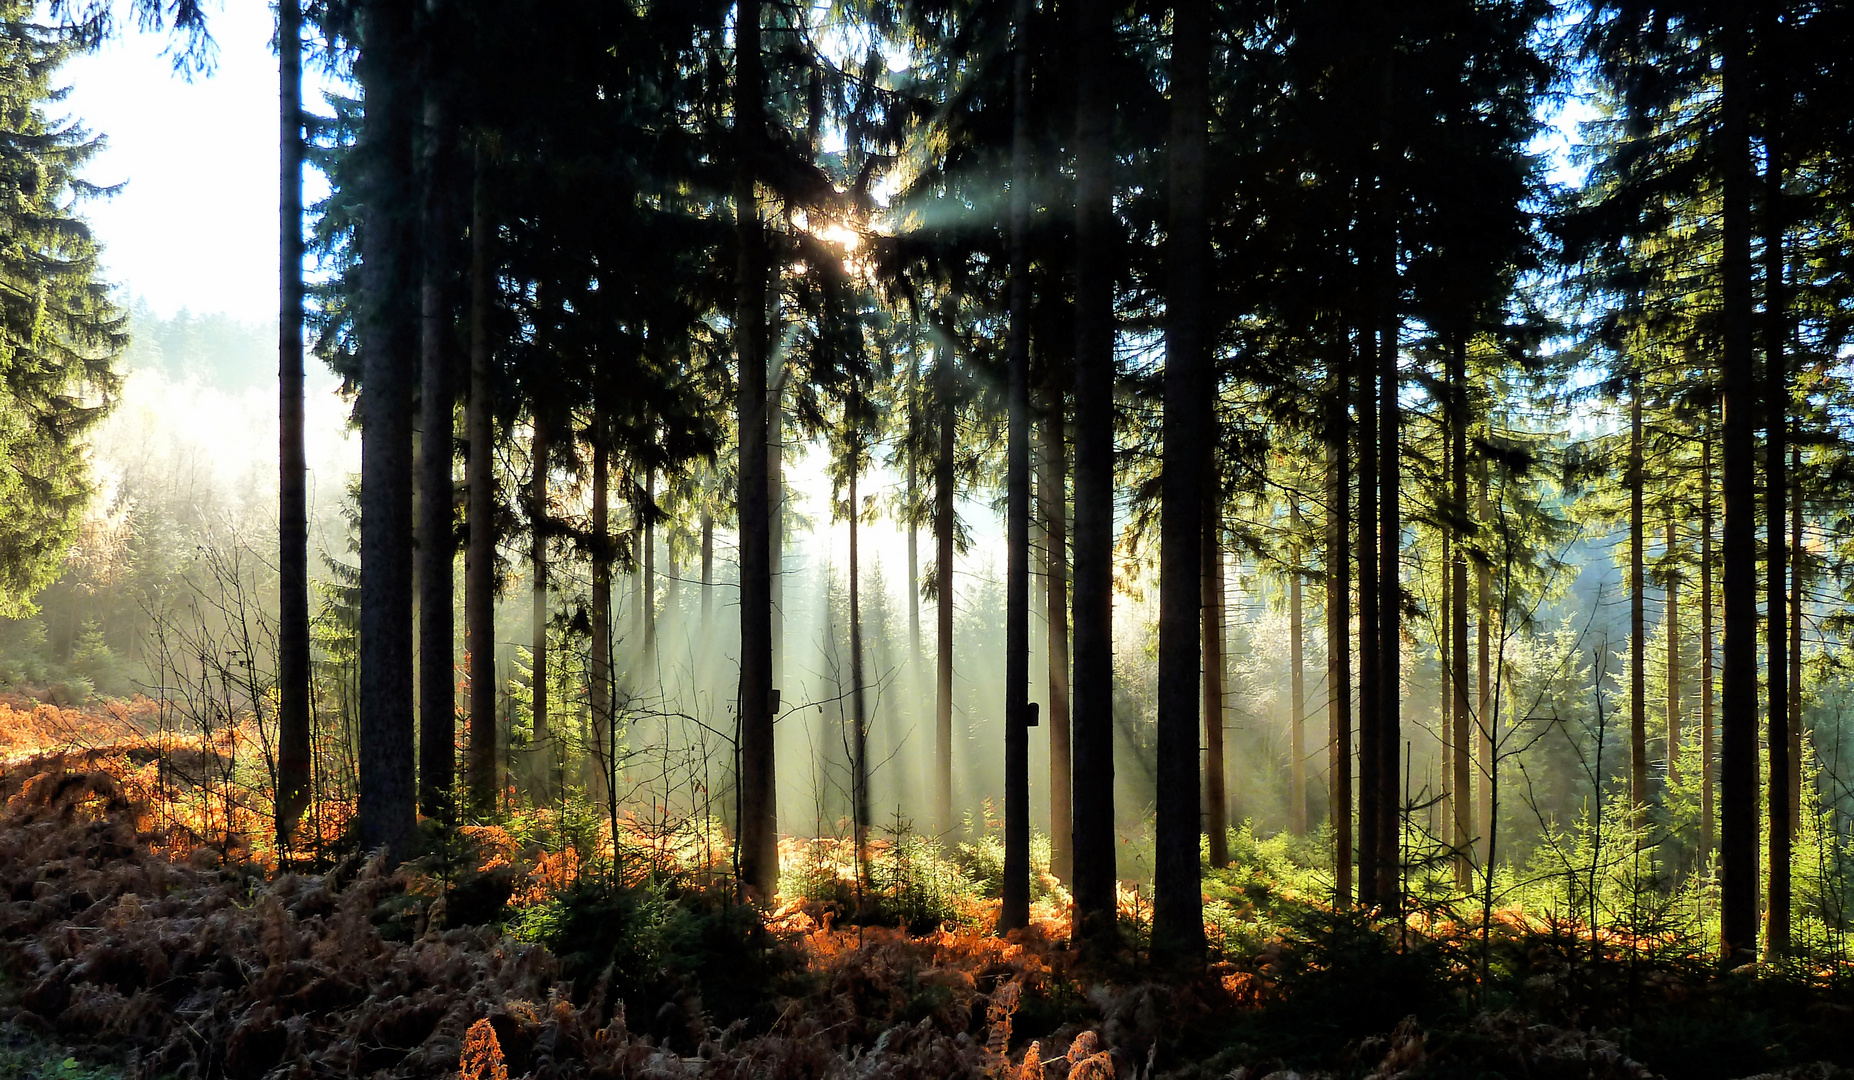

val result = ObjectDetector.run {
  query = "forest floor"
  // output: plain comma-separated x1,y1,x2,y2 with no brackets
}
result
3,706,1854,1079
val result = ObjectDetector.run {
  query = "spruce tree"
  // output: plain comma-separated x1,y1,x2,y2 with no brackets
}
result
0,9,125,619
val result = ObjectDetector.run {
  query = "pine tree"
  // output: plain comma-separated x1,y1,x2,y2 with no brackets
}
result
0,9,125,620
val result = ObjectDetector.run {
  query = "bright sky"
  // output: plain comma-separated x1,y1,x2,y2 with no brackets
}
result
61,3,321,325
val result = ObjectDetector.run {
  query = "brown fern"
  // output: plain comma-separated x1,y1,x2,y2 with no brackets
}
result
460,1017,509,1080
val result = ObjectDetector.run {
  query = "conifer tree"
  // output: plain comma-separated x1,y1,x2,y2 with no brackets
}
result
0,9,125,620
275,0,311,842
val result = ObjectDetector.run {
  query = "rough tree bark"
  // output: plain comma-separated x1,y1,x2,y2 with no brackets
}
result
999,0,1035,936
1667,515,1680,790
1153,0,1210,962
529,414,551,801
1204,490,1228,868
849,464,870,892
1700,430,1715,865
1476,455,1493,866
275,0,311,845
1070,0,1118,943
935,381,956,834
1290,541,1306,836
1630,378,1646,822
1790,447,1802,839
1327,387,1352,905
1375,313,1401,908
1718,8,1759,965
1355,321,1380,908
733,0,777,903
1764,99,1790,959
590,438,611,808
1040,410,1073,883
416,83,455,822
355,0,419,865
1450,338,1471,888
465,147,497,818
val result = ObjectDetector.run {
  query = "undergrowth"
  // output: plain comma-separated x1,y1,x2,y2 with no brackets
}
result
6,750,1854,1079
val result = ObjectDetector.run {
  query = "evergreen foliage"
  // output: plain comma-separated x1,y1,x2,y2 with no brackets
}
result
0,6,122,618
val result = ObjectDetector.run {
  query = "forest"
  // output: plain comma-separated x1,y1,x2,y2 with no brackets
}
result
4,0,1854,1077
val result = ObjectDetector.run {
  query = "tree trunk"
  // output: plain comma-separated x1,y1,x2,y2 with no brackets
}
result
1070,0,1118,943
999,0,1035,936
769,378,785,696
701,512,714,627
1327,389,1352,905
276,0,311,846
644,465,657,668
591,437,611,808
1764,102,1789,959
1375,313,1401,908
733,0,777,903
908,349,922,723
1789,446,1802,839
1717,9,1759,965
1153,0,1209,962
1438,537,1451,846
416,85,455,823
1666,514,1680,790
849,465,870,892
935,387,956,833
1204,491,1228,868
1700,429,1715,866
1476,455,1493,867
530,414,551,802
1355,320,1380,908
1290,553,1306,836
1630,378,1647,822
1040,408,1073,883
355,0,419,865
465,146,497,818
1450,338,1471,888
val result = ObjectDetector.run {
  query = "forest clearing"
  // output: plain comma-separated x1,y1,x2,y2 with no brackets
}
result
5,0,1854,1076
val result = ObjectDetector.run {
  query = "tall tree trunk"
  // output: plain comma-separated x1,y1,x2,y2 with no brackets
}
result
590,438,611,807
416,85,455,823
935,389,957,833
1070,0,1118,943
1375,313,1401,908
849,464,870,893
1290,534,1306,836
276,0,311,845
1630,378,1647,821
1764,102,1790,959
644,465,657,668
1476,455,1493,866
1040,409,1073,882
356,0,419,865
465,147,497,817
1789,447,1802,838
1700,429,1715,866
1450,338,1471,888
1355,321,1380,908
733,0,777,903
1327,385,1353,905
908,350,923,729
769,370,785,698
1667,514,1680,790
1439,534,1452,845
631,475,645,648
1717,8,1760,965
700,512,714,627
1204,491,1228,868
1153,0,1209,961
530,415,551,801
999,0,1035,936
